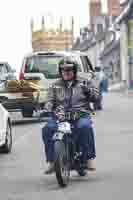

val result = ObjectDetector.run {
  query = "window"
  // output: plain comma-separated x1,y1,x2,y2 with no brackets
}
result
80,56,94,72
5,63,11,72
80,56,89,72
24,56,62,79
0,64,8,74
97,24,103,33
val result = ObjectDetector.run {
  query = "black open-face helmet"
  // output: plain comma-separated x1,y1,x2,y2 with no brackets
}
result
58,56,79,79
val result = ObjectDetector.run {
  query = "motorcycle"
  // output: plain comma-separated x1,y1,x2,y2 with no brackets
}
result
40,110,96,188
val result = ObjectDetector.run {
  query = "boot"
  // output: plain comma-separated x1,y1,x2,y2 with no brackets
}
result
44,162,54,174
77,164,87,176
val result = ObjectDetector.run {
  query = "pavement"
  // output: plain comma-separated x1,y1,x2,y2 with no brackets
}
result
0,92,133,199
108,82,123,91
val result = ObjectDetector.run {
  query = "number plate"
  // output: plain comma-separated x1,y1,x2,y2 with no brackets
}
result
58,122,71,133
53,131,64,140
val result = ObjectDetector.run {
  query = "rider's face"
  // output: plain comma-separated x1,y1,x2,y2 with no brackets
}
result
61,68,74,81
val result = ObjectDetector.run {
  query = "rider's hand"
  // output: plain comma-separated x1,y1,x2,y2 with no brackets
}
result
38,109,48,118
55,105,65,121
55,111,65,121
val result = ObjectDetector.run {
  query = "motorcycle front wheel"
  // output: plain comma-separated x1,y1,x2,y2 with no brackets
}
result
54,140,70,187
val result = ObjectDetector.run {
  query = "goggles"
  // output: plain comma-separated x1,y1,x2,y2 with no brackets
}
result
60,64,74,71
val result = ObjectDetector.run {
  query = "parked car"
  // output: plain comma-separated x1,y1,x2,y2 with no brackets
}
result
17,51,95,117
0,101,12,153
0,62,16,91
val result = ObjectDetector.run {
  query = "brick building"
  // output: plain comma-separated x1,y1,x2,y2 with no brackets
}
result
31,17,74,52
107,0,121,17
89,0,121,30
89,0,102,31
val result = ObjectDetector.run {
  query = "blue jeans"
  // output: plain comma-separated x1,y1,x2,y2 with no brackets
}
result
42,115,96,163
101,79,108,93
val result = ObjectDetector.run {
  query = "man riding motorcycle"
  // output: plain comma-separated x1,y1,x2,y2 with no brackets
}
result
41,56,99,176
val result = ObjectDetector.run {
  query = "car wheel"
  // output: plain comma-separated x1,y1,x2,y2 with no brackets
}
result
0,119,12,153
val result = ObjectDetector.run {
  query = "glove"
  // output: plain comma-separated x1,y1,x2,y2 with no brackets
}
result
55,105,65,121
55,105,65,113
38,109,49,118
89,87,99,97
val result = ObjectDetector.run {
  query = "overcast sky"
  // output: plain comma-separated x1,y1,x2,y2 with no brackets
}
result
0,0,107,72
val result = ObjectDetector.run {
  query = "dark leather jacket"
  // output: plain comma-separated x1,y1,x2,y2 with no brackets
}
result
44,76,99,113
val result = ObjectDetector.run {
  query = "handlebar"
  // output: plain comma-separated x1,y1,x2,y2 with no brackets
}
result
39,109,96,120
39,110,53,118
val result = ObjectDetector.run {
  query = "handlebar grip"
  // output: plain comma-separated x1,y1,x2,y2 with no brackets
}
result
39,110,53,118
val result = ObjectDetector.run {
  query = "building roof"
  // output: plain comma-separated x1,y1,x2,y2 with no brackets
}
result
72,30,106,52
100,38,120,58
72,37,95,51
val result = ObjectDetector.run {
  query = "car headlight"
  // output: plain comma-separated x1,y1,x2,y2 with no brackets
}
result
33,91,39,99
38,89,48,102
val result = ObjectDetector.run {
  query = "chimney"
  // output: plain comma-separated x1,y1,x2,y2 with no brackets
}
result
71,16,74,46
89,0,102,31
41,16,45,31
59,17,63,32
107,0,121,17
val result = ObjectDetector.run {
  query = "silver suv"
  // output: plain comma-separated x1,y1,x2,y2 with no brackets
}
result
0,62,16,91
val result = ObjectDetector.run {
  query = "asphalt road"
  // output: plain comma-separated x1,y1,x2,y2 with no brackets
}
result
0,92,133,200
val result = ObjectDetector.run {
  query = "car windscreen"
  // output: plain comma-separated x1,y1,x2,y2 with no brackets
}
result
24,55,63,79
24,55,82,79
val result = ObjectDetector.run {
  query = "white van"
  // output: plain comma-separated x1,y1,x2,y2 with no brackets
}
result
0,102,12,153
